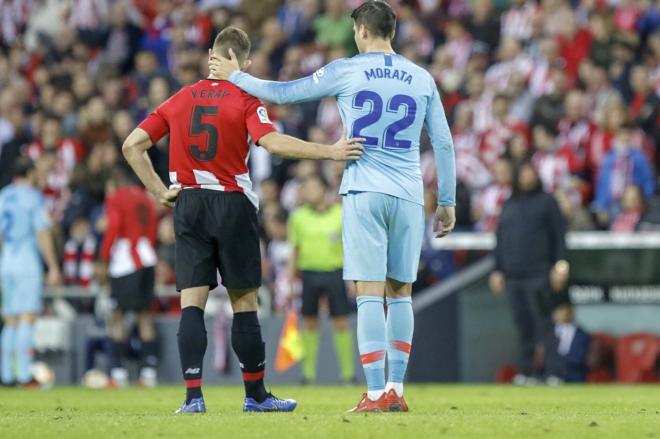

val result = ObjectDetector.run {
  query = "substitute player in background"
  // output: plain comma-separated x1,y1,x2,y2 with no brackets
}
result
288,174,355,385
122,27,364,413
209,0,456,412
0,159,62,386
99,166,159,388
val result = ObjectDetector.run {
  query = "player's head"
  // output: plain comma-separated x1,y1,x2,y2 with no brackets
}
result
106,164,135,193
212,26,252,71
12,158,36,184
351,1,396,52
301,174,329,207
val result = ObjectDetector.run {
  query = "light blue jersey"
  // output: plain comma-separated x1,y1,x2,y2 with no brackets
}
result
0,183,50,275
0,183,50,315
230,52,455,207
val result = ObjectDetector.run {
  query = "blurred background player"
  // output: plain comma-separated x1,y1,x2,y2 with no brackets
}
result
99,166,159,388
490,162,568,385
209,1,456,412
0,159,62,386
288,174,355,385
122,27,363,414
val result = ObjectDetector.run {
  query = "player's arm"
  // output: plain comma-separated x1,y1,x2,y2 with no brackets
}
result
258,131,364,161
210,51,345,104
122,127,180,208
425,84,457,238
34,204,62,287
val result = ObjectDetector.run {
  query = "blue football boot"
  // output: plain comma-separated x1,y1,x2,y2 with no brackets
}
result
175,397,206,414
243,393,297,412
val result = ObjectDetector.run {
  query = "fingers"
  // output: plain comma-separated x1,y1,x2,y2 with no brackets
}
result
346,137,366,144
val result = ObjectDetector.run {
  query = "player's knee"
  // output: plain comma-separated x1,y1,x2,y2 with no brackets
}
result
3,316,18,327
228,288,258,313
303,316,320,331
18,313,37,325
332,316,349,331
180,287,210,309
137,312,156,341
386,278,412,298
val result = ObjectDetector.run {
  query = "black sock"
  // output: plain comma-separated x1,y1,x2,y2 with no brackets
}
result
110,340,127,369
141,340,159,369
231,311,268,402
177,306,207,403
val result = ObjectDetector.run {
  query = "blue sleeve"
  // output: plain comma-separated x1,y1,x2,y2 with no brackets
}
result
229,59,347,105
634,152,655,198
424,83,456,206
593,155,612,212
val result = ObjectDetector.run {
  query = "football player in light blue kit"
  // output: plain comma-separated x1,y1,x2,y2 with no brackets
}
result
209,0,456,412
0,159,61,385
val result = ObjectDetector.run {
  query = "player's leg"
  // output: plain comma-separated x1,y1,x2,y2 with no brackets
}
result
14,273,44,386
219,192,295,412
384,279,413,409
108,308,129,387
327,270,355,384
172,189,217,413
14,313,37,385
342,192,389,411
1,316,17,385
382,197,424,410
300,271,321,384
1,273,17,385
137,267,158,387
177,286,210,410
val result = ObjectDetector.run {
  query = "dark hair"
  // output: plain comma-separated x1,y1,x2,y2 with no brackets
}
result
13,158,35,178
213,26,251,63
351,1,396,40
108,164,136,186
512,161,542,197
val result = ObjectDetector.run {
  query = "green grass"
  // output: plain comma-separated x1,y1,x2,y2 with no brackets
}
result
1,385,659,438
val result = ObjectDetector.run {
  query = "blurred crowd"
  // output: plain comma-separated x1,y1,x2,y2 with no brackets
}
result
0,0,658,306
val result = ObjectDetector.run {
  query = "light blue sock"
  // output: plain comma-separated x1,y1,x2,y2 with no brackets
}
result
1,324,15,383
386,297,414,387
15,322,34,384
356,296,386,398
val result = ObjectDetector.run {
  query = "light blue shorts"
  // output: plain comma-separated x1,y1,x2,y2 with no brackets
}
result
342,192,425,283
1,271,43,316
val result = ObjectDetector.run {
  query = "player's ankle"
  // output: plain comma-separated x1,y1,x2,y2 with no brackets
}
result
385,381,404,397
367,389,385,401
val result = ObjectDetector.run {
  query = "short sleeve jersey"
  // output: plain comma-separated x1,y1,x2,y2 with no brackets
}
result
138,79,277,208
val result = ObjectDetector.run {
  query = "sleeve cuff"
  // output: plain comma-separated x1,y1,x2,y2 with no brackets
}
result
229,70,243,84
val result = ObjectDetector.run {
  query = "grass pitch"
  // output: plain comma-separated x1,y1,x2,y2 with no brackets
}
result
1,385,659,439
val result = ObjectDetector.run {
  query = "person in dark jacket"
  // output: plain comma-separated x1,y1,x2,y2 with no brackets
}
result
489,161,569,384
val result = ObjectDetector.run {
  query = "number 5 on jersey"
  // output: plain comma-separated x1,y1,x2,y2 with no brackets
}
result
189,105,219,161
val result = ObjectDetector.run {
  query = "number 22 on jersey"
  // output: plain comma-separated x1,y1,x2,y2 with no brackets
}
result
351,91,417,150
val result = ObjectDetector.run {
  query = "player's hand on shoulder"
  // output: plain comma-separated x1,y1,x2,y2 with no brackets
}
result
433,205,456,238
158,187,182,208
331,131,365,161
208,48,240,81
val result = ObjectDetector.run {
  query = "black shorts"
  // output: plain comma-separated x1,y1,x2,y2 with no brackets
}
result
174,189,261,291
301,270,350,317
110,267,155,312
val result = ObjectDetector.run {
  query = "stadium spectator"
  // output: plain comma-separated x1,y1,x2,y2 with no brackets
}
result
610,185,646,232
593,123,655,226
490,162,568,384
